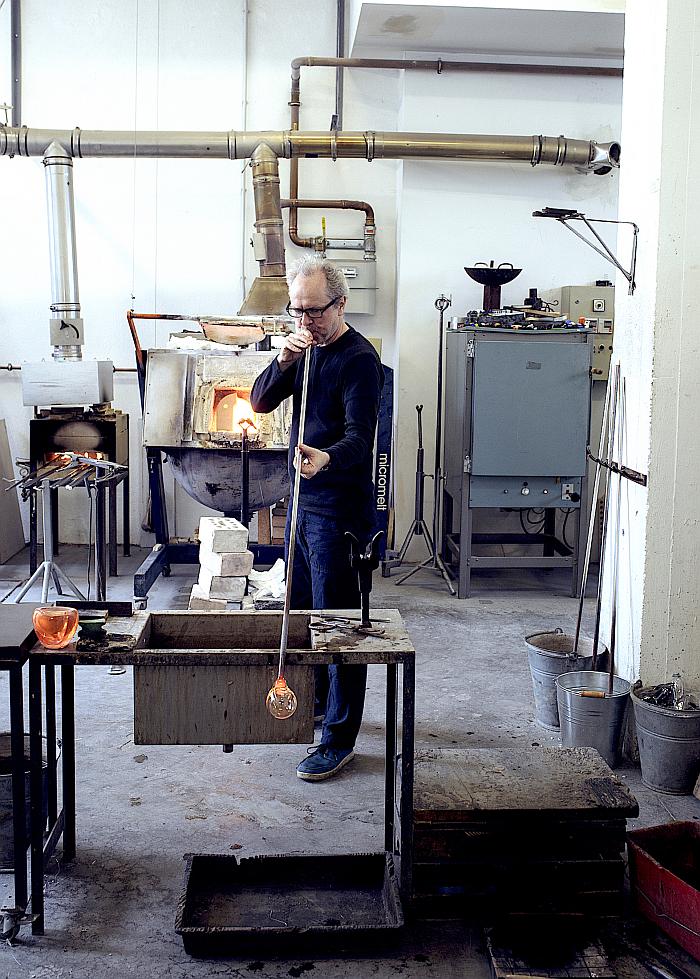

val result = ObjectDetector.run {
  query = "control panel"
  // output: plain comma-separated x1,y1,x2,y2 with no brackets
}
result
539,284,614,380
469,476,582,508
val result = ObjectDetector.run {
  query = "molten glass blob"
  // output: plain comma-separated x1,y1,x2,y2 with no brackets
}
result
32,606,79,649
265,676,298,720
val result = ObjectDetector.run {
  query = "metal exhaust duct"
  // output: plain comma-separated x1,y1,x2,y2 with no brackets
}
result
0,127,621,174
42,141,83,361
240,142,288,316
2,125,620,318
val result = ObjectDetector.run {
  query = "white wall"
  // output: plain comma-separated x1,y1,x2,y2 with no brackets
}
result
611,0,700,689
0,2,624,564
392,66,622,550
0,0,401,544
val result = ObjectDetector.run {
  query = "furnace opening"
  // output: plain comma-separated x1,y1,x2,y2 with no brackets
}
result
210,388,259,438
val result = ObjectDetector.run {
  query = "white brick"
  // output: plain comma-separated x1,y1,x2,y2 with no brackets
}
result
198,516,249,553
197,567,247,600
188,584,227,611
200,548,254,577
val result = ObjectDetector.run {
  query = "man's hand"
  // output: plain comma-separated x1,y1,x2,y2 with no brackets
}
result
277,328,313,369
294,443,330,479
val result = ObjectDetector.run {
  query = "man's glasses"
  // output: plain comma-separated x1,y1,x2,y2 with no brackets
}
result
286,297,339,320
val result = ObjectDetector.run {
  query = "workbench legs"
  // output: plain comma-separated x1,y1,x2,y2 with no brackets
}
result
28,660,76,935
9,665,28,916
383,660,415,905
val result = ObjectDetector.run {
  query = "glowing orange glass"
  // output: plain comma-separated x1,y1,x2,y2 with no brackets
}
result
32,606,79,649
265,676,298,720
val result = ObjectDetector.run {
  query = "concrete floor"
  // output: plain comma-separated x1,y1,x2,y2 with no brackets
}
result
0,545,698,978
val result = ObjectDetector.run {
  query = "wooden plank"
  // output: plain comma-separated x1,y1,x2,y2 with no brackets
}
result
413,857,625,891
30,609,414,667
310,608,413,656
411,747,638,822
256,506,272,546
413,822,627,862
0,602,38,661
134,663,314,745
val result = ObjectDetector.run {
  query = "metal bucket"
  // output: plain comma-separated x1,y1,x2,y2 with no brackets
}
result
631,689,700,795
556,671,630,768
0,734,50,870
525,629,608,730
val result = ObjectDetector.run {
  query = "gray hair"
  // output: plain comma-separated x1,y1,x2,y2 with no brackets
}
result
286,256,349,301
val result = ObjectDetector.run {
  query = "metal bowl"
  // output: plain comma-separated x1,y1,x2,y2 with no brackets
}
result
166,446,289,514
464,263,522,287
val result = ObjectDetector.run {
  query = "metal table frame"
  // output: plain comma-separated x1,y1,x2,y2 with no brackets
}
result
0,604,73,939
25,607,415,930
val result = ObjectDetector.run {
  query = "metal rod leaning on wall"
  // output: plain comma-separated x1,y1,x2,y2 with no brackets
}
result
592,365,620,671
573,376,612,654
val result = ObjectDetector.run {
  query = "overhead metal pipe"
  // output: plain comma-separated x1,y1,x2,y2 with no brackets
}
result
290,55,623,78
0,126,620,173
43,141,83,361
10,0,21,127
286,54,623,249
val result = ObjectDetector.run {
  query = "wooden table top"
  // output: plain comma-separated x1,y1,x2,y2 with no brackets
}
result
28,607,415,667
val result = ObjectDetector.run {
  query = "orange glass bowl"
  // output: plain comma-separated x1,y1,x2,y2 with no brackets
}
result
32,606,79,649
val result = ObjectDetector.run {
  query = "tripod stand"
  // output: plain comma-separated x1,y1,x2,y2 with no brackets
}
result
14,476,86,603
395,296,456,595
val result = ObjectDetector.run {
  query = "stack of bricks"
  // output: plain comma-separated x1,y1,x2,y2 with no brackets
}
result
270,501,288,546
189,516,254,611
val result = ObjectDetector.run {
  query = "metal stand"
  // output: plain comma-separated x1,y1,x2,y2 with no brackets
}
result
395,297,455,595
346,530,384,632
14,479,86,603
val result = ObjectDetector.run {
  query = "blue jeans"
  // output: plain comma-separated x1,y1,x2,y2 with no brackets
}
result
285,507,371,750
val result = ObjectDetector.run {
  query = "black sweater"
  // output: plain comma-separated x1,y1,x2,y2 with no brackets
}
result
250,326,383,516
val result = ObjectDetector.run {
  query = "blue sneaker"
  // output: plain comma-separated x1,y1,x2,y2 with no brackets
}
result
296,746,355,781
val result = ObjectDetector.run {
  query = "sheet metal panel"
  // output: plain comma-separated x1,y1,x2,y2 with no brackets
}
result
142,350,188,447
471,337,590,476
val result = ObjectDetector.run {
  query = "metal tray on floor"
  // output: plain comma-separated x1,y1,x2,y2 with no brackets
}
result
175,851,404,957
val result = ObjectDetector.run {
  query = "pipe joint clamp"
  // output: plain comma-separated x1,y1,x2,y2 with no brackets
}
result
364,131,376,163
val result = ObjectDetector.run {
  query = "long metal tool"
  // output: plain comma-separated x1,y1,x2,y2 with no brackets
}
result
573,376,613,654
276,345,312,681
592,364,620,669
608,376,626,694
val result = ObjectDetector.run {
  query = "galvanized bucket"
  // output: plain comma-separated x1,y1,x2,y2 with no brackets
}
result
525,629,608,731
631,689,700,794
556,670,631,768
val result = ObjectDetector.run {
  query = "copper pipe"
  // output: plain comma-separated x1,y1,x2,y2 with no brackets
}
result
281,197,375,251
291,56,622,76
126,309,145,371
287,55,622,248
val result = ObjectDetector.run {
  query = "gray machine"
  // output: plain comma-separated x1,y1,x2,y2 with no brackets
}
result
441,328,592,598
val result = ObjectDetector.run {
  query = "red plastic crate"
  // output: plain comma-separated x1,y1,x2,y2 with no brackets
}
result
628,821,700,962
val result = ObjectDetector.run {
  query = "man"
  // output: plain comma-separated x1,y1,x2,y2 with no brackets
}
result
251,256,383,781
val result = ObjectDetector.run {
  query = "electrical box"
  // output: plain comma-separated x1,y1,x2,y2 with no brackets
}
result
329,260,377,315
540,284,614,381
540,284,615,325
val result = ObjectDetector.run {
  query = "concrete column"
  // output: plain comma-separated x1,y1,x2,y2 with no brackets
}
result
612,0,700,687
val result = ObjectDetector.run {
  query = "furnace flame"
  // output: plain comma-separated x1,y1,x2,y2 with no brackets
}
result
212,389,259,436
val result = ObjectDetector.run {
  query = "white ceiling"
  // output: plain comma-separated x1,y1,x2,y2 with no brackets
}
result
350,3,624,64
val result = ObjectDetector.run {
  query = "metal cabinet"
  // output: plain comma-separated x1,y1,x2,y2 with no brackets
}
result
442,328,592,598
